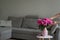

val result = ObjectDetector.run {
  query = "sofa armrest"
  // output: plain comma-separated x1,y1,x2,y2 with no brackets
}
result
51,24,58,34
58,26,60,29
55,27,60,40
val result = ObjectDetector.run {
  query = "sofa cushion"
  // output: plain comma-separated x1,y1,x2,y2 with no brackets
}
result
8,17,23,28
12,27,41,36
22,18,39,29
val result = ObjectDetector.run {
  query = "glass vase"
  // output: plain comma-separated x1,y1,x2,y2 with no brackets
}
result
41,27,48,36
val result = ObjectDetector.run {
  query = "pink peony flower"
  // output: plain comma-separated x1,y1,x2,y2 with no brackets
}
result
37,19,42,25
42,20,47,26
37,18,54,27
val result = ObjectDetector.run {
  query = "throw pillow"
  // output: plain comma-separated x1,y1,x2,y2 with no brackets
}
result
8,16,23,28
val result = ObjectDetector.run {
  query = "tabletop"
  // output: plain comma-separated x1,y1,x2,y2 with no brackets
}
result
37,35,53,38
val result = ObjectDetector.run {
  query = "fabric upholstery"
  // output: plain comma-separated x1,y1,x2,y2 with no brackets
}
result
51,24,58,34
54,27,60,40
8,17,23,28
21,15,39,29
12,27,41,33
12,27,41,40
25,15,38,19
8,15,60,40
22,18,39,29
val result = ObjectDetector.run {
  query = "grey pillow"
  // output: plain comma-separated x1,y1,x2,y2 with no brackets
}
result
8,17,23,28
51,24,58,34
22,18,39,29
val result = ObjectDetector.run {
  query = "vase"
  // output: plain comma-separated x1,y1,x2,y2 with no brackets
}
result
41,27,48,36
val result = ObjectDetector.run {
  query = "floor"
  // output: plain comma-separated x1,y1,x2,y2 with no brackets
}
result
7,39,24,40
7,39,16,40
8,39,24,40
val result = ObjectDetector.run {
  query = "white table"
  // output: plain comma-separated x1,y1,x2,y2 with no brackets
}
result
37,35,53,40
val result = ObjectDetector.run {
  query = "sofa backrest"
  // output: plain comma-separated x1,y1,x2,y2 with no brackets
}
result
8,16,23,28
21,15,39,29
8,15,39,29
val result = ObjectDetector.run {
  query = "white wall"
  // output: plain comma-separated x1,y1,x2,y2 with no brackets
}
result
0,0,1,17
0,0,60,20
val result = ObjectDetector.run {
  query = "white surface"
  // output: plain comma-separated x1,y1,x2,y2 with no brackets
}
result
37,35,53,38
0,0,60,20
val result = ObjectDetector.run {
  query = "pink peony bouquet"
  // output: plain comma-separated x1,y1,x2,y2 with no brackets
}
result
37,18,54,30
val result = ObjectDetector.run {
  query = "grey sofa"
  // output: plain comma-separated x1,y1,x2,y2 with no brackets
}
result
55,27,60,40
8,15,60,40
